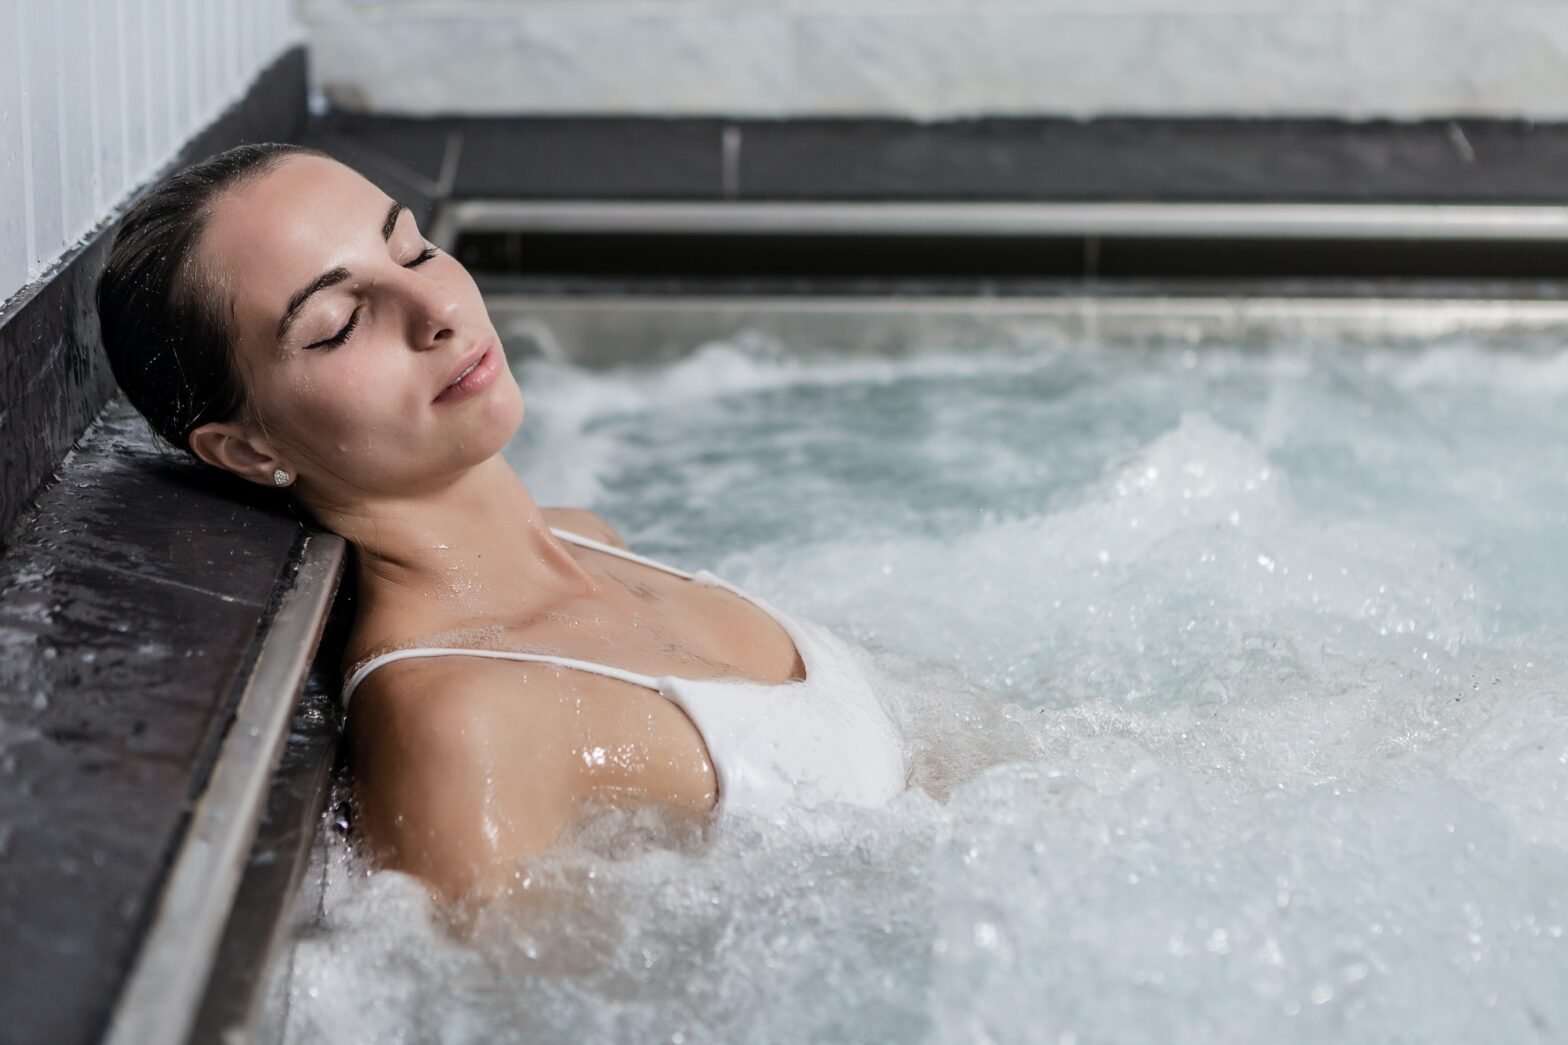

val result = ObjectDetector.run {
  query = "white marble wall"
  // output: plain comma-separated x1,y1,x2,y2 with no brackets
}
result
0,0,301,308
299,0,1568,121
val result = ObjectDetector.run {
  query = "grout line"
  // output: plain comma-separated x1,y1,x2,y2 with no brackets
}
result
1447,122,1477,164
437,129,465,198
366,145,444,199
91,557,269,609
722,125,742,199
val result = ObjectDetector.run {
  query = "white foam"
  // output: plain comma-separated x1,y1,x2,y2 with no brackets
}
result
283,330,1568,1044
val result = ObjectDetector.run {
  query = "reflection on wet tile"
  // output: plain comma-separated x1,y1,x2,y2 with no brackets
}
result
0,394,306,1044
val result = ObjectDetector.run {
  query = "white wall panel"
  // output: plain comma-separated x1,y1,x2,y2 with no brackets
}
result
153,0,177,163
173,0,193,140
297,0,1568,120
61,0,100,246
91,0,124,217
116,0,148,191
1,0,301,310
0,0,27,297
19,1,65,277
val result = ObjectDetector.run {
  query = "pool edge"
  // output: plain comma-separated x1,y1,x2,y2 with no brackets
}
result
101,532,348,1045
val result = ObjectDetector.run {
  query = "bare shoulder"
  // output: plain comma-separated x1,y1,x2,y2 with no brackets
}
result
344,655,591,904
345,653,718,904
348,654,593,789
540,506,628,548
350,654,553,746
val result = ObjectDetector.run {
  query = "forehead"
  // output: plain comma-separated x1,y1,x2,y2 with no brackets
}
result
199,155,388,337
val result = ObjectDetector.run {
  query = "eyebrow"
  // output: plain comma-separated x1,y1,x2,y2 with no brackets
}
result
275,200,408,342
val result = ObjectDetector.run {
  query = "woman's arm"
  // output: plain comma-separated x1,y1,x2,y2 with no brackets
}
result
345,649,715,907
347,667,583,907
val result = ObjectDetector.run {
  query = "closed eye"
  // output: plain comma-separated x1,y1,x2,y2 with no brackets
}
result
308,309,359,350
306,244,441,350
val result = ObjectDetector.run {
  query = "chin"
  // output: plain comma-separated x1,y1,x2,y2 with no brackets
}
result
499,381,525,434
478,385,526,452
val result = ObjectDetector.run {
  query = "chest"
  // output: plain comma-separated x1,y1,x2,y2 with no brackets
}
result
349,562,805,694
538,570,806,685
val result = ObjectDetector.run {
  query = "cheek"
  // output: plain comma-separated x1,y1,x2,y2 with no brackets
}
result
286,357,418,446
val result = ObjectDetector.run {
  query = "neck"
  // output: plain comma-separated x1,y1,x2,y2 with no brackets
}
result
312,455,600,627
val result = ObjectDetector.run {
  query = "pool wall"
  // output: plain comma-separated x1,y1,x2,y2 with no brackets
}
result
300,0,1568,121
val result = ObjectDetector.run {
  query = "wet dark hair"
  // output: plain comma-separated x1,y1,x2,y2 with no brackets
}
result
95,141,332,460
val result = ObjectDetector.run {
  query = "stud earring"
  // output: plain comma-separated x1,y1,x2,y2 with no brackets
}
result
273,468,290,486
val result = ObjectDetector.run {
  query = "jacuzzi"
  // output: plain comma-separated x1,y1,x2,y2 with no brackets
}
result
186,205,1568,1045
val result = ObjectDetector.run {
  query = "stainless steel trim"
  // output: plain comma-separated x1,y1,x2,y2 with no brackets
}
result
104,532,348,1045
489,292,1568,321
437,200,1568,243
187,673,342,1045
486,293,1568,367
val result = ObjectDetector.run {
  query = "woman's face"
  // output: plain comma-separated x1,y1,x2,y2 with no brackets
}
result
193,153,522,502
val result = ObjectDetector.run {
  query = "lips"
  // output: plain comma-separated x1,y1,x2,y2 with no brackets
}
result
437,339,494,400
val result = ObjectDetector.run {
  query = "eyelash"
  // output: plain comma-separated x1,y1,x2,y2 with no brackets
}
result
308,244,441,350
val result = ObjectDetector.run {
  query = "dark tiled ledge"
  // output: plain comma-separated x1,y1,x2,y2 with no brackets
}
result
0,399,336,1045
305,113,1568,206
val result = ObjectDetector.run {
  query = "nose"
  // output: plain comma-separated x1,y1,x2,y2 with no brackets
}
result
397,265,462,350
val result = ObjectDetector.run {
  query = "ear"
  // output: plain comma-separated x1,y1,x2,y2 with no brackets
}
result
188,420,288,487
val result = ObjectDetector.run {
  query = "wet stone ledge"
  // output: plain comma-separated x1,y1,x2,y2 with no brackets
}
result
0,398,306,1045
306,112,1568,205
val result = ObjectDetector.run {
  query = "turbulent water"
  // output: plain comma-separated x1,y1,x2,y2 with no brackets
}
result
281,321,1568,1044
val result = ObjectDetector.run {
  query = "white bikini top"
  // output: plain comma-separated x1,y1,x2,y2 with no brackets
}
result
340,527,907,816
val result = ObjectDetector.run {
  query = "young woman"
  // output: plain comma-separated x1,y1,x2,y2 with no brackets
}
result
95,143,907,907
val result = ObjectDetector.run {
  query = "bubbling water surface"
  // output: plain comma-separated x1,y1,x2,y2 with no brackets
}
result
283,326,1568,1044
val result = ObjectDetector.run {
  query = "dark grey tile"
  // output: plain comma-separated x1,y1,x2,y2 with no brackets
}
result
305,113,455,190
298,113,1568,209
0,744,188,1045
454,117,728,199
5,400,300,604
0,575,272,740
734,117,1568,203
0,549,295,1044
303,130,440,229
0,235,121,550
0,543,298,1045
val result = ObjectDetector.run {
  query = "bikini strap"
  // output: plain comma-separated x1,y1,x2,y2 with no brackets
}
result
341,646,662,713
548,526,697,580
339,527,693,712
